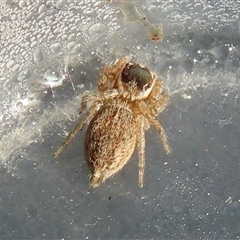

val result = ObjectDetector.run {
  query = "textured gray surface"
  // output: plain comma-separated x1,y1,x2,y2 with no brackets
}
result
1,0,240,239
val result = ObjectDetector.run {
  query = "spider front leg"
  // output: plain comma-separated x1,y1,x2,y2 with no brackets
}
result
79,93,101,114
138,103,171,154
53,100,102,158
136,115,146,188
149,117,171,154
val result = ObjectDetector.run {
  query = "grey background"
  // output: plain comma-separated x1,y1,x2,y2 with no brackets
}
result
1,0,240,239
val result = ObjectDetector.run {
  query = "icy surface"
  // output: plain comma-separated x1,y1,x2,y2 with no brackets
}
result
0,0,240,239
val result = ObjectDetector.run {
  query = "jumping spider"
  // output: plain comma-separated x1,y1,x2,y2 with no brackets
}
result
54,56,171,188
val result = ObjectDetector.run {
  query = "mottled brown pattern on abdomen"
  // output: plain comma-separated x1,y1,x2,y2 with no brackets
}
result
85,104,136,187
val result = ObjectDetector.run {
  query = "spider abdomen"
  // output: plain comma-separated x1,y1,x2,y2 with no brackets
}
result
85,104,136,187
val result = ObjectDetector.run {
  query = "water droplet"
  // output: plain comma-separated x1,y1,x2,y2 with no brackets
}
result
12,64,20,72
80,71,86,76
20,90,28,100
33,46,44,63
72,43,81,53
207,14,214,21
61,34,68,41
38,4,47,15
44,69,60,82
2,114,10,122
50,42,62,54
56,0,66,9
16,101,23,108
0,48,7,55
43,69,63,88
67,42,76,51
30,120,37,128
78,83,84,89
88,23,108,37
10,14,17,21
6,60,15,68
19,0,26,8
18,69,32,82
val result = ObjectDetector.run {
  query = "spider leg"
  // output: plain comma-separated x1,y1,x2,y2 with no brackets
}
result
136,115,146,188
157,91,170,114
139,104,171,154
79,93,101,114
149,117,171,154
79,90,119,115
146,78,170,115
53,102,101,158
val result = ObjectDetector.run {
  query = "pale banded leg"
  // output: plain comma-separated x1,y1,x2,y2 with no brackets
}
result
79,90,118,114
138,103,171,154
147,117,171,154
136,115,146,188
54,102,101,158
79,93,101,114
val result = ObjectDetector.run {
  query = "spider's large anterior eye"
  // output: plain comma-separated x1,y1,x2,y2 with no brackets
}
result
145,83,152,89
121,63,152,90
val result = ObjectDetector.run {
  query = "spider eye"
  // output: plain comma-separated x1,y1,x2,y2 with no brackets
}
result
145,83,151,89
121,63,152,90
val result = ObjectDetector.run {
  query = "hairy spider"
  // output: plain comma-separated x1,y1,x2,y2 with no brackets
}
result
54,56,171,187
